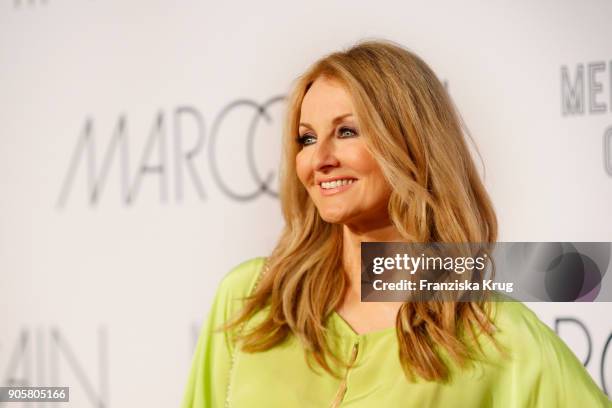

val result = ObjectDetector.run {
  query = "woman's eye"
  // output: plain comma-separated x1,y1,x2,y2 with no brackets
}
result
297,134,316,146
339,127,358,138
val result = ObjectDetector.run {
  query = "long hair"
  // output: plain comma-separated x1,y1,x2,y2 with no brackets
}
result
224,39,499,382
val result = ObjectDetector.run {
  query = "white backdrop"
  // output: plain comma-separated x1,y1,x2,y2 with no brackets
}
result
1,0,611,406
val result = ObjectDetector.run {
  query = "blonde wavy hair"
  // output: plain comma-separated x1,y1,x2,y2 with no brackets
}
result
225,39,499,382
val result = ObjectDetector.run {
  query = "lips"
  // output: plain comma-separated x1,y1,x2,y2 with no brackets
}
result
316,175,358,185
320,178,356,189
317,178,357,196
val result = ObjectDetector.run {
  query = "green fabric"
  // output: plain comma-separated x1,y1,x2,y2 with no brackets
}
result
181,257,611,407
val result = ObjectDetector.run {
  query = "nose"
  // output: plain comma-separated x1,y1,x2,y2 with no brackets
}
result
312,137,339,172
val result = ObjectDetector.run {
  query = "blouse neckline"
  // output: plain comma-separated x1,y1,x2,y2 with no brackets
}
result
329,311,396,342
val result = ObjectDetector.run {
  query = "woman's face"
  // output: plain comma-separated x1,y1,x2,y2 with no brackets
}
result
295,76,393,227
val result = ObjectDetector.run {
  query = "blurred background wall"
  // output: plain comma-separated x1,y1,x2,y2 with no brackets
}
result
1,0,611,406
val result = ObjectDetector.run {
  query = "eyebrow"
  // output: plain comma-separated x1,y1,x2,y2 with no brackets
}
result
299,113,353,129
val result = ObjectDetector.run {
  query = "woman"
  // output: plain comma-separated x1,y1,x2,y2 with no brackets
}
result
181,40,611,407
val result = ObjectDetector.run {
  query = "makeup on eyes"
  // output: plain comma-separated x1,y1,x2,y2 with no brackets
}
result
296,124,359,146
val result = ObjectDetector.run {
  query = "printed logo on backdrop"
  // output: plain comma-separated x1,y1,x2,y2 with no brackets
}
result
56,96,284,208
0,327,108,407
561,60,612,176
554,318,611,396
55,79,453,208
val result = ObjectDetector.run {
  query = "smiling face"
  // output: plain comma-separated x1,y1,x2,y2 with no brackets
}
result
295,76,393,228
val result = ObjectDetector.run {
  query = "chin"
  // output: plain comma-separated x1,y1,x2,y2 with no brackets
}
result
320,215,345,225
317,208,353,225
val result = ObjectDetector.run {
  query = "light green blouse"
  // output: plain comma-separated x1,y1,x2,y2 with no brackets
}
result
181,257,611,407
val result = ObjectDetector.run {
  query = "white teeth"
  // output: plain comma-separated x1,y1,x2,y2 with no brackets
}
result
320,179,355,189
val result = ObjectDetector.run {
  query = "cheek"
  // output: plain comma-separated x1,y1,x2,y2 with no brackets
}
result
371,168,392,197
294,151,310,186
351,146,391,197
350,144,382,175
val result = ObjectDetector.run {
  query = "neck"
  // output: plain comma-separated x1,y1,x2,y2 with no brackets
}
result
342,220,404,297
